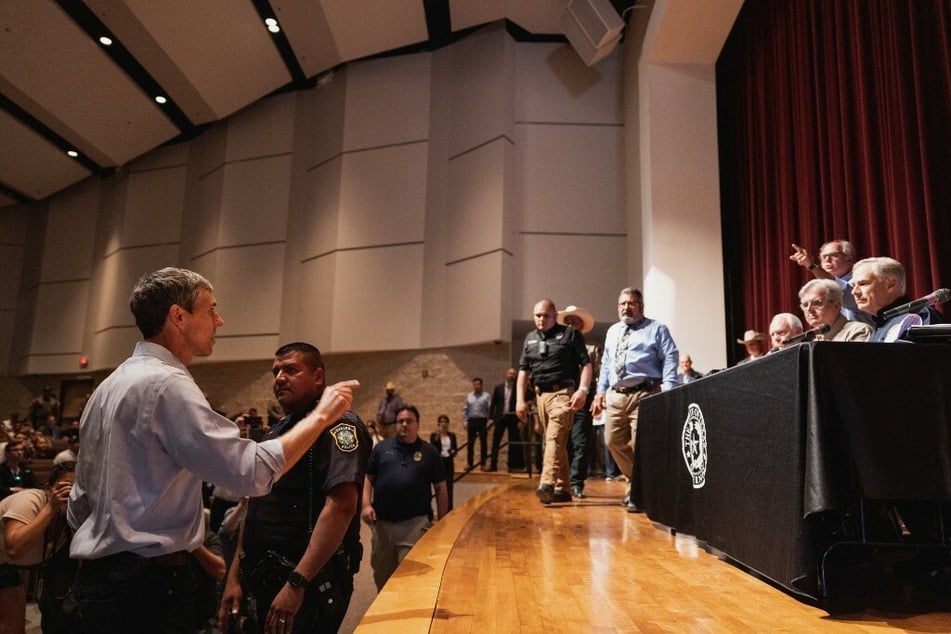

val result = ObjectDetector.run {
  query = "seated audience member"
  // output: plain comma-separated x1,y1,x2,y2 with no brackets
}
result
0,461,76,633
53,434,80,465
851,256,943,342
28,386,60,428
798,279,872,342
736,330,768,365
38,413,61,439
0,441,36,497
677,355,704,383
768,313,804,351
33,432,53,457
790,239,872,324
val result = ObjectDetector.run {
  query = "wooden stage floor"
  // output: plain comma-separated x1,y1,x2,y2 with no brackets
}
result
356,478,951,633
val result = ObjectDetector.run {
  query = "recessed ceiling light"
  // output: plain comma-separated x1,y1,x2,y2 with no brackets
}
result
155,95,167,104
67,150,79,158
265,18,278,26
99,36,113,46
267,24,280,34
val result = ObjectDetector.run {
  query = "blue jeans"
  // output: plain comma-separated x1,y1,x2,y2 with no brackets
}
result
69,553,196,633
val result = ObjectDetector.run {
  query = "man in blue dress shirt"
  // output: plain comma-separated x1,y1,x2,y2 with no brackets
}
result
591,287,678,511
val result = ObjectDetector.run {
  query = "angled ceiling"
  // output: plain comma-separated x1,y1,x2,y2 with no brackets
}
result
0,0,637,208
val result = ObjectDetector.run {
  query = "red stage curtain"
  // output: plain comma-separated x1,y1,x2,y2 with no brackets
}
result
717,0,951,360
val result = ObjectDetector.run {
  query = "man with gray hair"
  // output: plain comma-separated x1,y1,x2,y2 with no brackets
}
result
851,257,942,342
768,313,804,351
67,267,359,633
798,279,872,341
592,287,678,512
789,238,873,324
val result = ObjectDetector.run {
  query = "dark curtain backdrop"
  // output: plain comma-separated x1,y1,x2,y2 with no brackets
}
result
717,0,951,363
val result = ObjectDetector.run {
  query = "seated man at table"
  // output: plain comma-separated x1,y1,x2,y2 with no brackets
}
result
767,313,803,352
850,257,943,342
798,279,872,342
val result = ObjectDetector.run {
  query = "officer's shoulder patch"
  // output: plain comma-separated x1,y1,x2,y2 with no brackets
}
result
330,422,359,452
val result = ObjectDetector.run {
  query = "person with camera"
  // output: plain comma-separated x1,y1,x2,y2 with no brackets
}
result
219,342,370,634
1,461,76,633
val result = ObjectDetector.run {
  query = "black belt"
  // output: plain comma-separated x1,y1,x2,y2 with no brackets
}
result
535,381,575,395
82,550,190,569
613,379,659,394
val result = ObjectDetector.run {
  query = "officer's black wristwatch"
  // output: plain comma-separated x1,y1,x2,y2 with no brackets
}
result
287,571,309,588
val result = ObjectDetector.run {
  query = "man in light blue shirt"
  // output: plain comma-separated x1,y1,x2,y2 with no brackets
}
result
67,267,358,633
462,377,492,470
591,287,678,511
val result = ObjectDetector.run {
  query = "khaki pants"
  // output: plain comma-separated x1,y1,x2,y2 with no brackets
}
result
603,387,660,479
536,388,574,491
370,515,431,591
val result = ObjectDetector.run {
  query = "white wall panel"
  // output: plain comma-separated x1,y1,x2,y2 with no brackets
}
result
225,93,297,162
343,54,432,151
28,280,89,355
217,156,292,245
442,254,506,345
120,166,187,247
517,123,625,234
337,144,428,248
446,141,506,261
518,234,628,323
41,180,99,281
330,245,424,352
297,157,343,259
448,25,513,157
515,42,623,124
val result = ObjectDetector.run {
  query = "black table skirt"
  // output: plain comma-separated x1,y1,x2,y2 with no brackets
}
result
631,342,951,598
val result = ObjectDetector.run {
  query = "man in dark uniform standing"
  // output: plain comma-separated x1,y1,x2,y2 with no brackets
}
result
220,342,370,634
516,299,592,505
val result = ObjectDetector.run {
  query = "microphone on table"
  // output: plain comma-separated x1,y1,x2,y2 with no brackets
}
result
881,288,951,320
782,323,831,345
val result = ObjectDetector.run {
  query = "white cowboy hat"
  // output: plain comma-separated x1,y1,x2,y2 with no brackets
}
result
736,329,768,344
557,305,595,334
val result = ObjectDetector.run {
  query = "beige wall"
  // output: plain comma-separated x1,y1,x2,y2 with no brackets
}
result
0,6,742,413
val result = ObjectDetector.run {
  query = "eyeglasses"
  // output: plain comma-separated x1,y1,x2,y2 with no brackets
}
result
395,418,417,425
819,251,845,260
799,298,830,310
618,300,643,307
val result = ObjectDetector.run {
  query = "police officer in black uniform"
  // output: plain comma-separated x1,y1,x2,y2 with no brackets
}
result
219,342,370,634
516,299,592,505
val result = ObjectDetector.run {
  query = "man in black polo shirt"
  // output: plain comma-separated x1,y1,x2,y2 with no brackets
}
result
361,405,448,590
516,299,592,505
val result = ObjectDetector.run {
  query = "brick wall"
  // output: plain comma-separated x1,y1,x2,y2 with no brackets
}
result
2,342,516,444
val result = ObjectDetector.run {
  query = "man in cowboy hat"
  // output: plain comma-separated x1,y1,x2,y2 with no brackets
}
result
376,381,404,432
557,306,598,498
735,330,768,365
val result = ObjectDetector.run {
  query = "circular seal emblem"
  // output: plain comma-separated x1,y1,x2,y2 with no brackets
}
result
413,451,423,462
681,403,707,489
330,422,359,452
